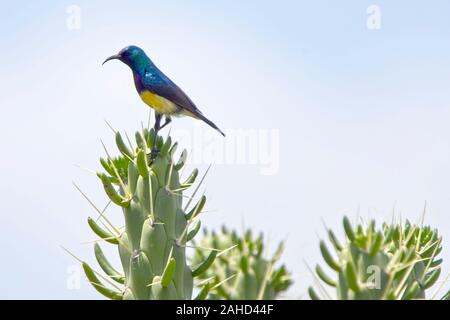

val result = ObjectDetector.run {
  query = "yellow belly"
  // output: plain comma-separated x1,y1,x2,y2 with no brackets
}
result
139,90,179,114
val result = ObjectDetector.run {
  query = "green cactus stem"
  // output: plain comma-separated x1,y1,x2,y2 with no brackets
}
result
80,126,217,299
309,216,443,300
192,226,292,299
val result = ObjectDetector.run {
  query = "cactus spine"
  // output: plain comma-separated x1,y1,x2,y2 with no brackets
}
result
192,227,292,299
82,127,216,299
309,216,443,300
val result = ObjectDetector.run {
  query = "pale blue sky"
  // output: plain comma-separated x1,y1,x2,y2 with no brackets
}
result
0,1,449,298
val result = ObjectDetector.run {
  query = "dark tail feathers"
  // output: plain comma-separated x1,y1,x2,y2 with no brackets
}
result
198,114,226,137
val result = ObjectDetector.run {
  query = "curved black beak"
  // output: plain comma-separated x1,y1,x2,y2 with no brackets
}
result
102,54,121,66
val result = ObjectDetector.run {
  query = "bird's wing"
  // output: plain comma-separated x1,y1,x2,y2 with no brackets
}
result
142,67,226,136
143,69,203,116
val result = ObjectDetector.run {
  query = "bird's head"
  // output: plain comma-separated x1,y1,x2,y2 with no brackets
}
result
102,46,150,70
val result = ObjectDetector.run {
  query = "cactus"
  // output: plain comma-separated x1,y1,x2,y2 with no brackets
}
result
80,127,217,299
192,226,292,299
309,216,443,300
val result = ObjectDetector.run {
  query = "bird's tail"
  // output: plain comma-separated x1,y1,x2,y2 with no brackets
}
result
197,114,226,137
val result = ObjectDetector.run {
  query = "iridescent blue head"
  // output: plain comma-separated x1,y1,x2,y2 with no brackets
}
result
102,45,152,72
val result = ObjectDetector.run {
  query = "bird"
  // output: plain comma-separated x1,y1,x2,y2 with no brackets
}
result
102,46,226,144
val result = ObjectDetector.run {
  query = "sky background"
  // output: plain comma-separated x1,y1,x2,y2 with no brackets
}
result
0,0,449,299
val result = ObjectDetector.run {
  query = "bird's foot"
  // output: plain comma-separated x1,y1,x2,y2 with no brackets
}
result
148,148,161,166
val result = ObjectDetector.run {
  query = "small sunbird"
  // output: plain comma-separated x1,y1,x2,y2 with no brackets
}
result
102,46,225,140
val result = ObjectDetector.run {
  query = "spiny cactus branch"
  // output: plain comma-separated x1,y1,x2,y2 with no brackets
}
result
78,124,218,300
309,216,443,300
192,227,292,300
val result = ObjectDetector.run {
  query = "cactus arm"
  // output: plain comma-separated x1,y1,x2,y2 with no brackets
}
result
186,195,206,221
345,262,359,293
271,242,284,262
192,250,218,277
369,231,383,256
94,243,125,284
135,131,146,151
194,283,211,300
136,150,148,177
441,289,450,300
315,264,336,287
127,162,139,195
327,229,342,251
98,173,130,207
82,262,123,300
187,220,201,242
100,158,115,177
181,169,198,188
161,257,176,287
87,217,119,245
343,216,355,241
115,132,134,160
319,240,340,271
308,287,321,300
423,268,441,289
174,149,187,170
